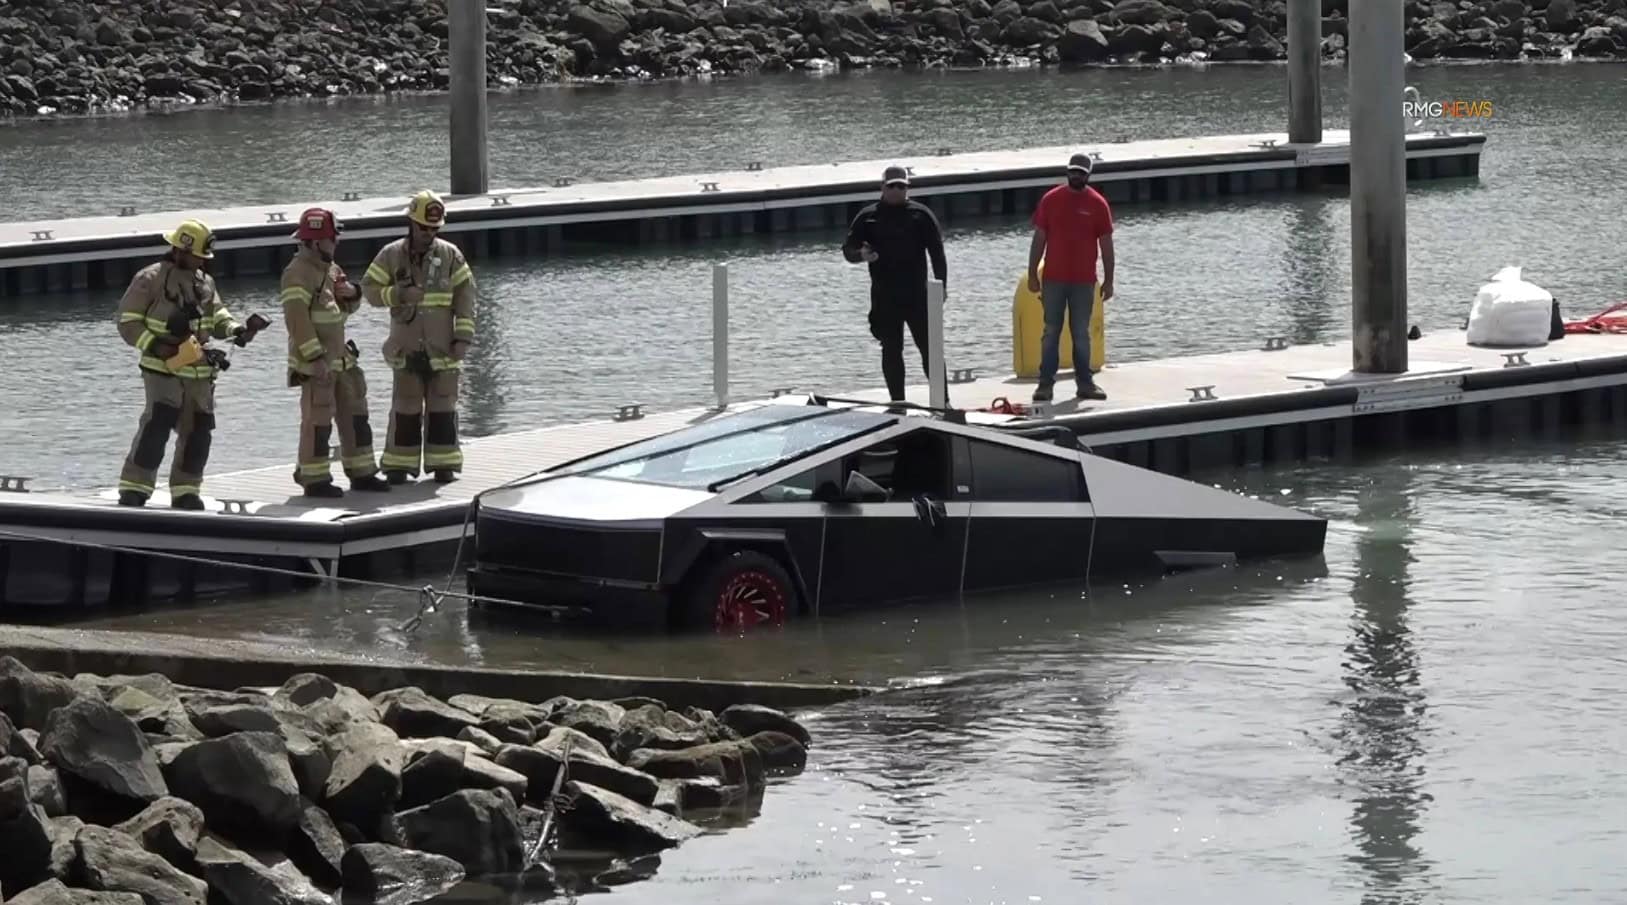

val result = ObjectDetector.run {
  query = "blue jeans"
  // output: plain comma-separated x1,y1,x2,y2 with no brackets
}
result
1039,279,1095,389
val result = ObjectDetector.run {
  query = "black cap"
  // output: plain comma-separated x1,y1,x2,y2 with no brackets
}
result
1067,153,1094,174
882,165,910,186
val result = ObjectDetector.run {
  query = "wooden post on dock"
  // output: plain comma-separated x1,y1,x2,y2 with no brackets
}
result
449,0,489,195
928,279,947,410
1288,0,1322,144
713,263,729,410
1348,0,1408,374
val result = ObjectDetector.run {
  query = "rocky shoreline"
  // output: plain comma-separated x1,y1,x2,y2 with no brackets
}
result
1,0,1625,119
0,655,811,904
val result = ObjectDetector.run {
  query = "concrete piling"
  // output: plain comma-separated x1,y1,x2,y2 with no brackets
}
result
1288,0,1323,144
449,0,489,195
1348,0,1409,374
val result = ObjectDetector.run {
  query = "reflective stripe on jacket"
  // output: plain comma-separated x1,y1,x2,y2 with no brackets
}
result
114,261,241,379
360,237,476,371
281,247,361,376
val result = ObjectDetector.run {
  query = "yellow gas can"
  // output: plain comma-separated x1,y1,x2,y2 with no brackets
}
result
1011,261,1105,378
165,336,203,370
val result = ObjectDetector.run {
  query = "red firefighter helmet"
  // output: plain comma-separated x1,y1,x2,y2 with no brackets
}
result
292,207,342,241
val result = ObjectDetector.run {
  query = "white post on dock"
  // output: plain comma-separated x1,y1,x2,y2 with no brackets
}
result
927,278,947,410
1287,0,1323,144
449,0,489,195
1348,0,1408,374
713,263,729,410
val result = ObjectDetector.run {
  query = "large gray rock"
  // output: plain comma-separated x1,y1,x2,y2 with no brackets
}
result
321,722,405,830
457,751,529,804
564,746,658,806
372,688,480,741
446,695,551,744
74,824,208,905
112,796,204,872
535,725,610,761
29,764,66,816
44,815,84,882
477,703,548,745
193,837,332,905
272,675,379,737
558,781,702,853
547,700,625,750
491,745,559,804
7,878,144,904
652,775,750,816
744,730,807,775
567,4,632,47
286,798,346,889
454,726,503,756
184,700,281,738
0,658,82,732
1,709,44,763
162,732,302,840
395,789,524,877
0,762,54,894
338,843,464,901
40,697,167,817
399,745,466,811
275,721,331,801
678,706,741,744
625,740,765,792
611,705,710,760
108,687,200,744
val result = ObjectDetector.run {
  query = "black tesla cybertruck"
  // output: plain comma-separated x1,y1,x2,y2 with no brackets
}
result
465,399,1327,633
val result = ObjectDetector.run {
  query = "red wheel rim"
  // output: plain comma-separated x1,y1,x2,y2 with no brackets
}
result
714,570,788,631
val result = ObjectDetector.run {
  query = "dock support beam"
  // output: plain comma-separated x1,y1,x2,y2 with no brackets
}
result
713,263,729,410
928,278,947,410
1349,0,1408,374
449,0,488,195
1288,0,1323,144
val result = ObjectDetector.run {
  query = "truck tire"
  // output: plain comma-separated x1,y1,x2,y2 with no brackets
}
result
678,549,794,633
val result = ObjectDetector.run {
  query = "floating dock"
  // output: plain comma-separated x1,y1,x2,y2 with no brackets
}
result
0,129,1485,298
0,323,1620,611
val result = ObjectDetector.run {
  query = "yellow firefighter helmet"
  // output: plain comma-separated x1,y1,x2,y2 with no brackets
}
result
406,190,447,228
163,218,215,259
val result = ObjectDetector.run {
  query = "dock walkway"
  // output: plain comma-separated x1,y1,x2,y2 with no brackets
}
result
0,129,1486,297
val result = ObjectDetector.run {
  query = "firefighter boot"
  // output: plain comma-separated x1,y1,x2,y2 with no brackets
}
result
118,490,147,507
303,480,344,499
171,494,205,511
351,474,391,492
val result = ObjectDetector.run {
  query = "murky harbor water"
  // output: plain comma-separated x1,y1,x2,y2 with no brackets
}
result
7,62,1627,903
64,434,1627,903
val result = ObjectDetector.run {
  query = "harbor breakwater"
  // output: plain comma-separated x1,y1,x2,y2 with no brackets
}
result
0,656,812,903
1,0,1625,119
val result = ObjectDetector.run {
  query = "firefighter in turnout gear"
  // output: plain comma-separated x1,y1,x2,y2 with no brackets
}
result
361,190,476,484
281,208,391,497
115,219,264,509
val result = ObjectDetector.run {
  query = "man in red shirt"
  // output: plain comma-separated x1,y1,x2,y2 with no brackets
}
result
1027,152,1115,402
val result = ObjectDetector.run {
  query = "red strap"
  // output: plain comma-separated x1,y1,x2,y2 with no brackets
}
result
1563,301,1627,334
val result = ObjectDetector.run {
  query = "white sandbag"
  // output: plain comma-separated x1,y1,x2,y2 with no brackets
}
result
1466,265,1554,347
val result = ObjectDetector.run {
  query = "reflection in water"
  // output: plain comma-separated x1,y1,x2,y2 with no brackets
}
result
1281,194,1341,345
459,285,510,440
1337,466,1435,902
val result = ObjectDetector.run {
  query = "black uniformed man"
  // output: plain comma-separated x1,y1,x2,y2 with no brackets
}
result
841,165,949,403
